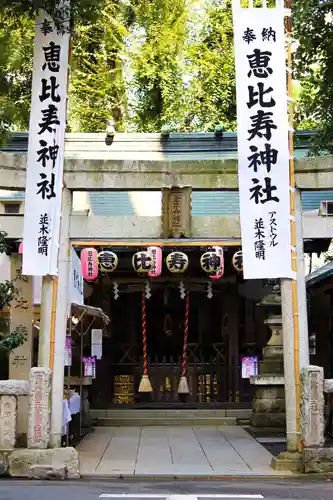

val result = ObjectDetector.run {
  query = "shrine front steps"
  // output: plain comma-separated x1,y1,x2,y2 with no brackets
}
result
89,408,252,427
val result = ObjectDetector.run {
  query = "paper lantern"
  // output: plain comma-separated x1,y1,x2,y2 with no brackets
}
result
132,250,153,273
81,248,98,281
200,251,221,274
166,252,188,273
148,246,162,278
99,250,118,273
232,250,243,273
210,246,224,281
18,242,23,254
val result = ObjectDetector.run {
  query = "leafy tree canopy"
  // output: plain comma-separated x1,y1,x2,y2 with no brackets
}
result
293,0,333,154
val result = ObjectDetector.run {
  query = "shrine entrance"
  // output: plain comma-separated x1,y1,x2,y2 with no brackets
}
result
76,244,263,409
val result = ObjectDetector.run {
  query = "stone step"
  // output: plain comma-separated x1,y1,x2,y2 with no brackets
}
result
90,408,252,419
92,416,238,426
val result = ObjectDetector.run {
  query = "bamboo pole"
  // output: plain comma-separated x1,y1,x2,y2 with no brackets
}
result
286,0,301,451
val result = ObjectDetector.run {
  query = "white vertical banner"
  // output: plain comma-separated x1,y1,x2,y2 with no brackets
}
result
23,3,70,276
232,1,293,279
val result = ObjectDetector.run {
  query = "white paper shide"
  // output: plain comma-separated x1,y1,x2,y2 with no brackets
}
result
23,5,70,276
232,2,292,279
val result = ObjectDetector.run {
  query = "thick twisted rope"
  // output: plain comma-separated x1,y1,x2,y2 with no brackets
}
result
142,290,148,376
181,293,190,377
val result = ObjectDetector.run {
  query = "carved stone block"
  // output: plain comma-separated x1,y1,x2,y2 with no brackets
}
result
301,365,324,448
27,368,51,449
0,395,17,449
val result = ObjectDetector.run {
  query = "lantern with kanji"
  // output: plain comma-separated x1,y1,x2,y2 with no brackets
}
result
99,250,118,273
232,250,243,273
132,250,153,273
166,251,188,273
81,248,99,281
148,246,162,278
210,246,224,280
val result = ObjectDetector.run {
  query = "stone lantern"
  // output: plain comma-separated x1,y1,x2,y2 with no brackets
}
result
250,281,286,433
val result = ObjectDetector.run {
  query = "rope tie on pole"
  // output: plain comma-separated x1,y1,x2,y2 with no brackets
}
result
178,292,190,395
138,289,152,392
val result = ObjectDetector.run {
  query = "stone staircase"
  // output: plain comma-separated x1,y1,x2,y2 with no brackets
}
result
89,408,252,427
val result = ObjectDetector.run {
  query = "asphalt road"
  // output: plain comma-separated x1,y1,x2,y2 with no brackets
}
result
1,480,333,500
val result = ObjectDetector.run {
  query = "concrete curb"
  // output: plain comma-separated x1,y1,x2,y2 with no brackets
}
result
79,472,333,482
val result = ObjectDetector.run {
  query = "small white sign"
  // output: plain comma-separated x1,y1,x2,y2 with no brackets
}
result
92,328,103,360
70,247,84,307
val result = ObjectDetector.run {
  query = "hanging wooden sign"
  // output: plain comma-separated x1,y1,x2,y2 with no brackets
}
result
99,250,118,273
232,250,243,273
132,251,153,273
81,248,99,281
166,252,188,273
162,187,192,238
148,246,162,278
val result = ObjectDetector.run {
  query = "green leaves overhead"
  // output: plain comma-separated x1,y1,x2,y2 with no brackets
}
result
1,0,332,143
293,0,333,153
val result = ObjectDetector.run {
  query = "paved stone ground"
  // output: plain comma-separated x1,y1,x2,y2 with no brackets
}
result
78,426,292,477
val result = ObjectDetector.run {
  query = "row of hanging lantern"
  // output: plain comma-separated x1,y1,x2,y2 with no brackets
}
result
80,246,243,281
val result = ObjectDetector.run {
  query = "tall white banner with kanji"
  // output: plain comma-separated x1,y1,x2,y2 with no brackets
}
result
23,3,70,276
232,1,293,280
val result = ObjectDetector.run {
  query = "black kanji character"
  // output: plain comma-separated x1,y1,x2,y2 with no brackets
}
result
39,77,60,103
259,143,278,173
39,213,49,235
247,110,277,141
247,145,261,173
168,252,187,271
247,49,273,78
133,252,152,271
37,139,59,169
40,19,53,36
201,253,221,272
254,240,266,260
38,236,49,256
99,252,117,271
250,177,280,205
42,42,61,72
38,104,60,134
254,218,265,239
243,28,256,44
262,27,276,42
36,172,56,200
247,82,276,109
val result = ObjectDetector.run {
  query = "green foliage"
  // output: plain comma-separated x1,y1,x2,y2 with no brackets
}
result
0,232,25,353
293,0,333,154
68,1,128,132
179,0,236,132
127,0,189,132
0,12,34,144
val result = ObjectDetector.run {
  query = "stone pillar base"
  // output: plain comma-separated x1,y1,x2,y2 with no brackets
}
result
271,451,302,473
303,447,333,474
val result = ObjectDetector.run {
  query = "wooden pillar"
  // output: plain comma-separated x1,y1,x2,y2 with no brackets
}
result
226,288,240,402
9,253,33,442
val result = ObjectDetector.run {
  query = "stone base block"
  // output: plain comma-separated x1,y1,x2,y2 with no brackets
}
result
7,447,79,479
303,447,333,474
255,387,285,399
259,360,284,376
29,464,67,480
251,412,286,428
271,452,301,472
252,397,285,413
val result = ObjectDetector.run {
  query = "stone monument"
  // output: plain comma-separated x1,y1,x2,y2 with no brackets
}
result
250,282,286,432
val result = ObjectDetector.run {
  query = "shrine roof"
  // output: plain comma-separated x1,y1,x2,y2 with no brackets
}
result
306,261,333,288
